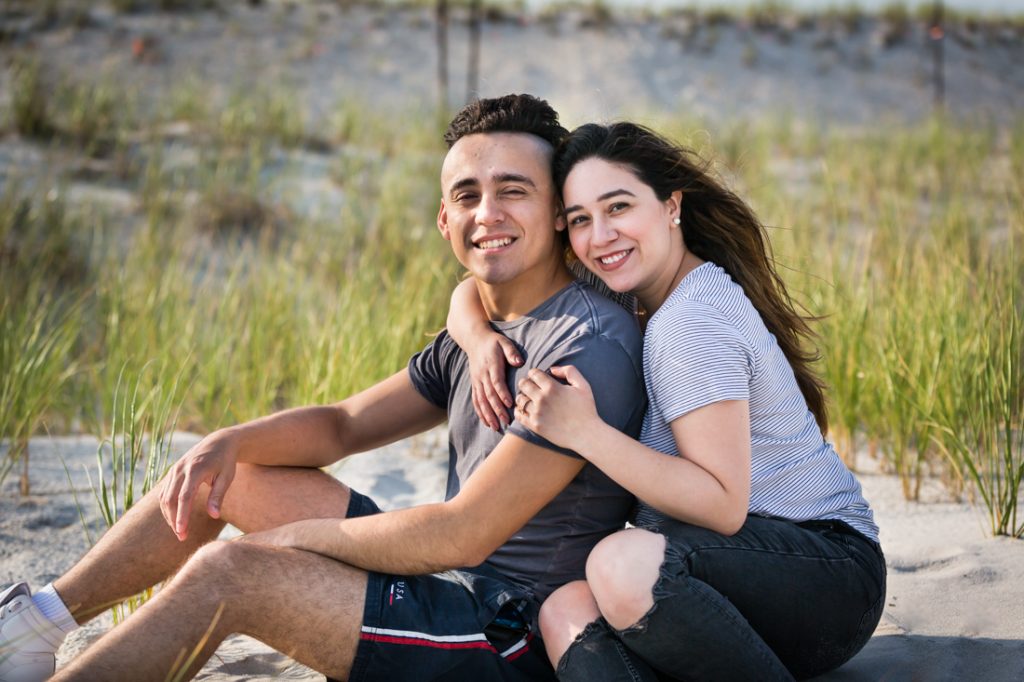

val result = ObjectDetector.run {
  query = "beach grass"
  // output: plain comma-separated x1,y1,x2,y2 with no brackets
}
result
84,362,185,622
1,60,1021,537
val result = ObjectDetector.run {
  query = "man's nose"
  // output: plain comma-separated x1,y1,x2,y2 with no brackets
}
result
476,193,503,225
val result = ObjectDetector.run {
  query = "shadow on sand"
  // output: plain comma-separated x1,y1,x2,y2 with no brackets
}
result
816,635,1024,681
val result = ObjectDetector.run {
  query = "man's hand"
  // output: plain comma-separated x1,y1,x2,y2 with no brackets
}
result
159,431,239,541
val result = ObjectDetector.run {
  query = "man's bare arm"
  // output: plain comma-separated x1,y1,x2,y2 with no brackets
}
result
228,371,446,467
248,434,585,574
162,370,446,540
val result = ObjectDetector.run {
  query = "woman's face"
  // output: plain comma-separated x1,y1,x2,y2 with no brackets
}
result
562,157,683,303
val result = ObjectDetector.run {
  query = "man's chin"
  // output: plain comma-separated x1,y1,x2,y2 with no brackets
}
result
463,263,518,286
472,272,516,286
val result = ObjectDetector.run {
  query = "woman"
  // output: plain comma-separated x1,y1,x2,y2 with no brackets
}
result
447,122,884,681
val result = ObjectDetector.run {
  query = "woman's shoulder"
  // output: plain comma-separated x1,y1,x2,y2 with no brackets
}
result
681,261,745,302
647,266,755,361
652,266,736,330
659,263,759,333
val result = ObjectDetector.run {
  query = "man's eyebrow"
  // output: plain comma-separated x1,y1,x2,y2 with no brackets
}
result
494,173,537,188
447,173,538,197
563,188,636,214
448,177,479,196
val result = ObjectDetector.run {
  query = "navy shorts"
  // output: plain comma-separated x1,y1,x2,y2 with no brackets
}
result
339,489,557,682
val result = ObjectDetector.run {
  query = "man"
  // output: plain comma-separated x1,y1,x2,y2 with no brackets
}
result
0,94,645,682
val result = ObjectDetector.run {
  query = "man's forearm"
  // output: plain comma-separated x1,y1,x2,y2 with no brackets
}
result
265,503,488,575
258,437,587,575
222,404,346,469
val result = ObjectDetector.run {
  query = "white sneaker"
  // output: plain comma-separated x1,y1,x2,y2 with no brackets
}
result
0,583,62,682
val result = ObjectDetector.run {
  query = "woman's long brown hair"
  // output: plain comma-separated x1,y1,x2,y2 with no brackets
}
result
554,122,829,433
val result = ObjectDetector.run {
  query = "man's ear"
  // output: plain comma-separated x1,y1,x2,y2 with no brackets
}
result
554,204,567,232
437,199,451,241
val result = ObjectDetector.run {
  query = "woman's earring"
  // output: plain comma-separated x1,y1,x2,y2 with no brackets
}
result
673,217,681,226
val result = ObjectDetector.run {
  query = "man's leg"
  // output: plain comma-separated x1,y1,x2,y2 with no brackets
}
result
54,463,356,625
52,539,367,681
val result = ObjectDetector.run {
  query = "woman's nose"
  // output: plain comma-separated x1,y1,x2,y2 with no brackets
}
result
591,217,617,245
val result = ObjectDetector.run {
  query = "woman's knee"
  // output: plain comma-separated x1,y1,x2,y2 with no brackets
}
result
586,529,666,630
538,581,601,668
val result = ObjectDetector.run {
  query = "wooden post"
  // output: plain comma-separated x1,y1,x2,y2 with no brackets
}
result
930,0,945,112
436,0,450,109
17,438,30,496
467,0,482,103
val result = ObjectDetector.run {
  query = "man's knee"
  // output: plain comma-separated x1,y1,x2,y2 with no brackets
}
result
178,539,225,571
172,540,253,591
586,529,666,630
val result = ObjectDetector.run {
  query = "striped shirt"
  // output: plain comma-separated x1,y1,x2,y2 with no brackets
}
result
632,262,879,542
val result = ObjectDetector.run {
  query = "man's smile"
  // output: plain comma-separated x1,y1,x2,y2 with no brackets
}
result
473,236,517,251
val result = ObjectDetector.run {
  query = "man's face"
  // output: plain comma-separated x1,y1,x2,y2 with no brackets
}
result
437,132,565,286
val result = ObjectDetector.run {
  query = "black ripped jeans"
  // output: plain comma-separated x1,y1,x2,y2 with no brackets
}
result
556,515,886,682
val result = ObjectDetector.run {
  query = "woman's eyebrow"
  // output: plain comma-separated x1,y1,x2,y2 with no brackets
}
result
564,188,636,214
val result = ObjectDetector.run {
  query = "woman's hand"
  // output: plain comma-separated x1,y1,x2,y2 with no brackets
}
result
514,366,601,451
446,277,523,431
467,331,522,431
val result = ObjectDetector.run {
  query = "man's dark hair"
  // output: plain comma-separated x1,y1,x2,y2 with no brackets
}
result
443,94,568,149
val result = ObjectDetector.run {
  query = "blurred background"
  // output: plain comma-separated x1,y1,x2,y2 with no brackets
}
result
1,0,1022,538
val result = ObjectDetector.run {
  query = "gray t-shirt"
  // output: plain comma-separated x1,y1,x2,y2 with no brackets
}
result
408,280,646,601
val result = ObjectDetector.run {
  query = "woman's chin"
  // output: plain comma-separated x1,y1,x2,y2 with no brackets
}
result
589,268,634,295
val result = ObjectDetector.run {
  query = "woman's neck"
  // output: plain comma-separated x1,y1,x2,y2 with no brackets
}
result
637,247,704,317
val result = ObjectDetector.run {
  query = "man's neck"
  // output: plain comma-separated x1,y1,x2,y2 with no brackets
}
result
478,259,574,322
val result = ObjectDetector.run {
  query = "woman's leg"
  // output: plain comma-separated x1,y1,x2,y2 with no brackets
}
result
539,581,662,682
587,518,886,681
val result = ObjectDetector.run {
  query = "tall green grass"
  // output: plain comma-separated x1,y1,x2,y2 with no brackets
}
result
2,71,1020,536
0,289,80,494
86,362,185,623
0,188,84,494
730,115,1023,535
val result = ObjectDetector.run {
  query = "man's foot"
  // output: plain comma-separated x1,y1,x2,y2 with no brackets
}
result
0,583,63,682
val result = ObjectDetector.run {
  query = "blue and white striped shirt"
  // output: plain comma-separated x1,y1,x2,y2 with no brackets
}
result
633,262,878,542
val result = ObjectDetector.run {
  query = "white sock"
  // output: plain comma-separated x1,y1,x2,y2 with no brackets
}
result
31,584,78,635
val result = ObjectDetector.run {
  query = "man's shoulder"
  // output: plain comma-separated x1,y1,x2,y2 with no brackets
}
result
522,282,644,380
547,281,642,346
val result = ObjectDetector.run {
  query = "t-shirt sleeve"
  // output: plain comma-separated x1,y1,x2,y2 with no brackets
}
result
648,302,752,423
507,335,646,459
407,332,454,408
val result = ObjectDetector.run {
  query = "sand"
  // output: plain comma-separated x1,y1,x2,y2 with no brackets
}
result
2,430,1022,681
